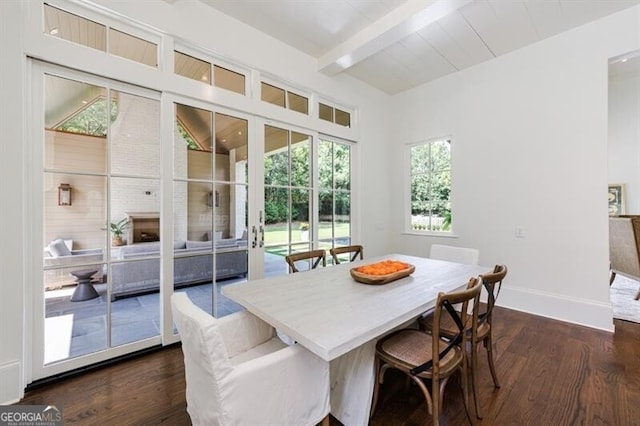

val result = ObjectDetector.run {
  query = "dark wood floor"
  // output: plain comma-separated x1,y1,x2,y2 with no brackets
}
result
19,306,640,425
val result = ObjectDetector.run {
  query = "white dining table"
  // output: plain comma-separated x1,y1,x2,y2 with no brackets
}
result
222,253,489,426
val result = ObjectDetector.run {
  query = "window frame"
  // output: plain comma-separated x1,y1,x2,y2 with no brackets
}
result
260,77,311,115
318,100,353,128
173,43,249,95
43,1,161,67
317,136,355,256
405,137,455,236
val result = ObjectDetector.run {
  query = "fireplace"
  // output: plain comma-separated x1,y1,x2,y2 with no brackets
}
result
125,212,160,244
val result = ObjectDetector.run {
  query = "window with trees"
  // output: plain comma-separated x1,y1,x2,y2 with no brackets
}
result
318,138,352,254
409,138,451,232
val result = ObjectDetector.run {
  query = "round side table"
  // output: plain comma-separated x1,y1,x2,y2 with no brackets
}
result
69,269,100,302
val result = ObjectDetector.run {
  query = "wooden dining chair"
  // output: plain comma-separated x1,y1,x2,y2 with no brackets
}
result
285,249,327,273
371,277,482,426
418,264,508,419
329,245,363,264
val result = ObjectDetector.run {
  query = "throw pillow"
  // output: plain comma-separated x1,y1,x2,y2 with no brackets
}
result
49,238,72,257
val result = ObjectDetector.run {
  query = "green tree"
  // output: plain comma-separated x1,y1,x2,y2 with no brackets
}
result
411,140,451,220
57,97,118,136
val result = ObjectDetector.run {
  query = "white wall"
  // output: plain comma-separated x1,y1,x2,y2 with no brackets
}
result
390,6,640,331
0,0,392,403
608,68,640,214
0,0,25,407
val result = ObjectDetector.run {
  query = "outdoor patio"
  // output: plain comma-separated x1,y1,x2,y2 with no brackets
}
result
44,252,289,364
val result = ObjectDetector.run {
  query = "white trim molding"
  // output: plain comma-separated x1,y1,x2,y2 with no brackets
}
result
0,361,22,405
498,286,614,332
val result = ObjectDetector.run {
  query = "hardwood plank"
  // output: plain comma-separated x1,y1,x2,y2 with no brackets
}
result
18,307,640,425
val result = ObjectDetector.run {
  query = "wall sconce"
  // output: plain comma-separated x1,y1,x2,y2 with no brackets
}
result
207,190,219,208
58,183,72,206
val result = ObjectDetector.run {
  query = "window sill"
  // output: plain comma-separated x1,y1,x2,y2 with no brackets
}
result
401,231,459,238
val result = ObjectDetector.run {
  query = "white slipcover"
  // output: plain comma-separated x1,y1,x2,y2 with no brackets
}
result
171,292,330,426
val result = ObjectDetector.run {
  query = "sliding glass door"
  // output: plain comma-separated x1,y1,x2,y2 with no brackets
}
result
263,124,315,276
172,100,250,319
35,64,162,379
318,137,353,262
31,65,354,382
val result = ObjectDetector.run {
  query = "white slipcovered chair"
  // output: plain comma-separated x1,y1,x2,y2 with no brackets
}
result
171,292,330,426
430,244,480,265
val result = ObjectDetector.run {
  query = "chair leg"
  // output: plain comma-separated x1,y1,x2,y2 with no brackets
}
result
370,358,382,418
485,334,500,388
471,342,482,419
458,365,475,426
411,374,434,416
427,375,440,426
461,350,470,413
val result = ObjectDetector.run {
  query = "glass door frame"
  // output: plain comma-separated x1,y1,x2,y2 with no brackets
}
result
257,118,321,277
27,64,353,382
161,94,258,345
29,60,163,381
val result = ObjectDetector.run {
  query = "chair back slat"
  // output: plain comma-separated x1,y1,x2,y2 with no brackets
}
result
410,277,481,376
285,249,327,273
329,245,363,264
478,264,508,323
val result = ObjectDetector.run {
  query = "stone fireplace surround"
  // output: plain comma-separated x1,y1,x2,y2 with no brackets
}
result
125,212,160,244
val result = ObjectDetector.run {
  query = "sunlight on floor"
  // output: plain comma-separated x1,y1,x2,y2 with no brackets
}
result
45,287,75,299
44,313,73,364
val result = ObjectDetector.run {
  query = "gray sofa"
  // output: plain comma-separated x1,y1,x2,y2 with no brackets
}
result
44,239,105,289
110,239,248,300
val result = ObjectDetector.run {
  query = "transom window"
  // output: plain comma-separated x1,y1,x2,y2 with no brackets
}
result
261,82,309,114
44,3,158,67
174,50,247,95
409,138,451,232
319,102,351,127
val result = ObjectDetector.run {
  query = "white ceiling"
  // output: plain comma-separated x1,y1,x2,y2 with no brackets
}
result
198,0,640,94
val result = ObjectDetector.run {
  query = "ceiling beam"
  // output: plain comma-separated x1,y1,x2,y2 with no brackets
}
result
318,0,471,75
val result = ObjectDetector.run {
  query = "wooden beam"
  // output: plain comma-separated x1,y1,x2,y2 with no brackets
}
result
318,0,471,75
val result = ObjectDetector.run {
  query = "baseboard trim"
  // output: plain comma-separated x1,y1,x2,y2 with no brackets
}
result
498,286,614,332
0,361,21,405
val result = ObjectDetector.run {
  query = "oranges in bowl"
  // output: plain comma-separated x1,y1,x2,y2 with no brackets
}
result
350,260,415,285
354,260,411,275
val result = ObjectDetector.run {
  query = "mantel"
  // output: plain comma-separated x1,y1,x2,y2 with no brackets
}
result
125,212,159,219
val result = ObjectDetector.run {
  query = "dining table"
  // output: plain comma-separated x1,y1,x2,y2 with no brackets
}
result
222,253,489,426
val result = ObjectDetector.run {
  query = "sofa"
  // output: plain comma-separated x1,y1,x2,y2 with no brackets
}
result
44,237,248,298
44,239,105,289
609,215,640,299
110,239,248,300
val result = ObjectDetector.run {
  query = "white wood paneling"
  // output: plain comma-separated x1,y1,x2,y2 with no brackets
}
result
523,0,566,39
460,0,538,56
200,0,640,94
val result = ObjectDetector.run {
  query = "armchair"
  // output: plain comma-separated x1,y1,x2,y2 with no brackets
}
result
171,292,330,426
609,216,640,299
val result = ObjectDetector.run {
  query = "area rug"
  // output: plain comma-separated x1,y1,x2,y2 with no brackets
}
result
610,274,640,323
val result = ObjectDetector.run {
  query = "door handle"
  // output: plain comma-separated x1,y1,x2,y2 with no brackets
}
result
259,225,264,247
251,226,257,248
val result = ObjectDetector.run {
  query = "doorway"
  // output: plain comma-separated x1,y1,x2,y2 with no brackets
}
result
608,49,640,324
